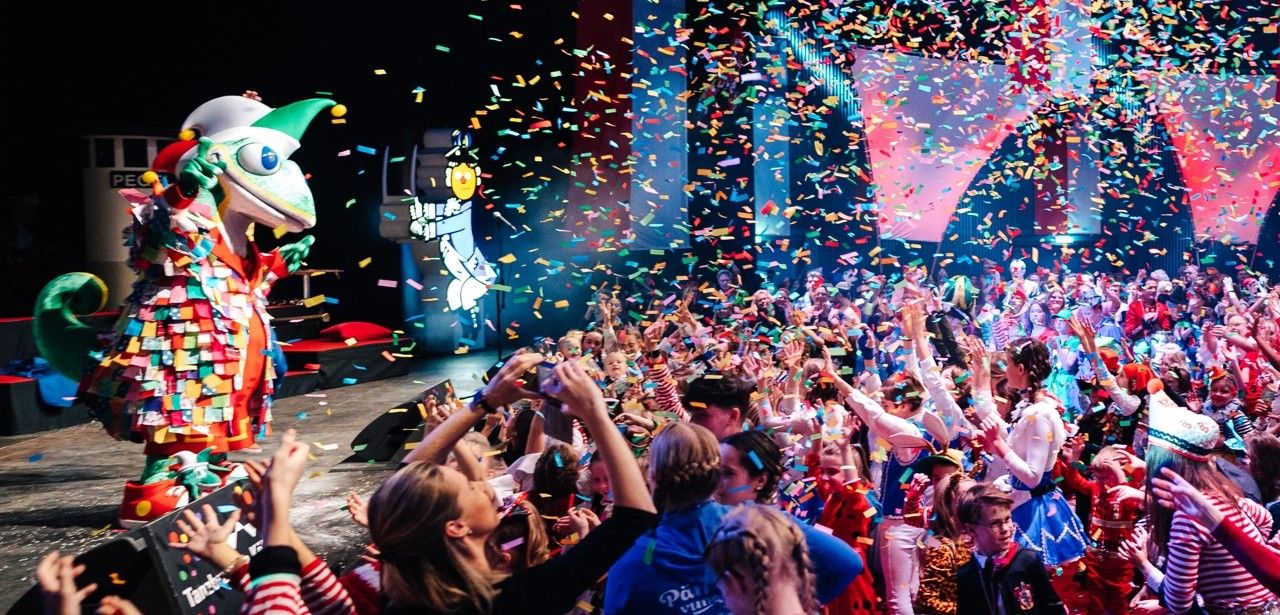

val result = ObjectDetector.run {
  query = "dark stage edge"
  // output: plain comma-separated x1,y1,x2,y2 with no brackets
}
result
0,351,496,612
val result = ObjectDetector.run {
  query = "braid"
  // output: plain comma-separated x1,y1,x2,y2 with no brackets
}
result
705,506,816,615
653,460,721,512
790,523,819,614
745,533,772,615
649,422,722,512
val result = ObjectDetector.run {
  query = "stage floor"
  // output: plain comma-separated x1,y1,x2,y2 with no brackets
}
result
0,350,496,611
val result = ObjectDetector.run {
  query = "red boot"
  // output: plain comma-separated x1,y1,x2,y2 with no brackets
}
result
119,478,190,529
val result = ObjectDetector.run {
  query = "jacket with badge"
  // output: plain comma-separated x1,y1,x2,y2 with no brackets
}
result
956,547,1065,615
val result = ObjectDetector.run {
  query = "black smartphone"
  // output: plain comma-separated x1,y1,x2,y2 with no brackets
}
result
536,362,574,444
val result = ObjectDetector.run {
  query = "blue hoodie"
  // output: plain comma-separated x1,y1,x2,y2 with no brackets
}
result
604,500,863,615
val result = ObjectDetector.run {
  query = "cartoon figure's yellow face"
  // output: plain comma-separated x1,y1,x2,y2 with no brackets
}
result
449,163,478,201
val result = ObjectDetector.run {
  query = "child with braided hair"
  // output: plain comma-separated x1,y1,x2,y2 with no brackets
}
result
705,505,820,615
974,337,1088,609
604,422,863,615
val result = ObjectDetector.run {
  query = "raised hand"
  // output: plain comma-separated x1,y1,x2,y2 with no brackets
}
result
642,321,665,353
266,429,311,498
550,360,606,420
962,336,991,391
36,551,97,615
1107,484,1145,508
615,412,656,433
741,351,766,379
1069,316,1098,355
782,338,806,369
482,350,546,408
901,302,926,341
425,397,453,429
976,414,1008,455
346,491,369,528
239,459,268,526
554,508,602,542
169,503,241,563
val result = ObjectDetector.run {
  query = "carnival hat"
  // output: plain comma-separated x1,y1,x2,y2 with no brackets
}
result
913,447,965,475
1146,379,1220,462
152,94,342,174
941,275,978,313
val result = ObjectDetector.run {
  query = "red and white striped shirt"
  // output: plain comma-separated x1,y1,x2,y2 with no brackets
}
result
645,360,689,421
1164,494,1280,613
239,555,356,615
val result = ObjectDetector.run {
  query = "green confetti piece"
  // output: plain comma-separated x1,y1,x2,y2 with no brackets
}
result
643,538,657,565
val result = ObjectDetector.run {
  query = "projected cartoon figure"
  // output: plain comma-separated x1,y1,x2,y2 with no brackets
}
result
407,131,495,312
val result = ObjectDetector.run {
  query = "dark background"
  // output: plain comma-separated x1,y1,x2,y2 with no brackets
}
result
3,0,1278,345
0,0,581,342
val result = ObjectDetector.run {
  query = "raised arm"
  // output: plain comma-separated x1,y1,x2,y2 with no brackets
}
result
825,350,922,444
961,335,1007,430
550,361,654,513
402,351,544,465
1070,316,1141,415
906,305,974,435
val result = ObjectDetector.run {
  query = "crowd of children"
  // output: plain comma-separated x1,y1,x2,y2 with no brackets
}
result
36,259,1280,615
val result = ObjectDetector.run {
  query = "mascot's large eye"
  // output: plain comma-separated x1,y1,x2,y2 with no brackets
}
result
237,143,281,175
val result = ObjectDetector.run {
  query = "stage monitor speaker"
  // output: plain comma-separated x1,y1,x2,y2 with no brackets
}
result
349,379,454,463
6,481,261,615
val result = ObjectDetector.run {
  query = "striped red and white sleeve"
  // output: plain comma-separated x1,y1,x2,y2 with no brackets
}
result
299,558,356,615
645,360,688,420
241,546,310,615
1164,498,1280,613
1163,511,1206,613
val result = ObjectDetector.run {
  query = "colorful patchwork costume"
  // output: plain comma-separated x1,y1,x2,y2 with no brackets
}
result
34,93,341,526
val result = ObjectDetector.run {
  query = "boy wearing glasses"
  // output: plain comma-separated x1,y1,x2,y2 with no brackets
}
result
956,484,1065,614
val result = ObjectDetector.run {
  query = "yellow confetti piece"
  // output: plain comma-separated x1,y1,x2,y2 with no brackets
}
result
358,257,372,268
272,225,288,239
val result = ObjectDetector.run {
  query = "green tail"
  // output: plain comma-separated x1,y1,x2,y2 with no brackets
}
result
33,273,109,378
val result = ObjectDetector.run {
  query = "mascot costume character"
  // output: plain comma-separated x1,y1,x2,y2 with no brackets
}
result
33,92,342,527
